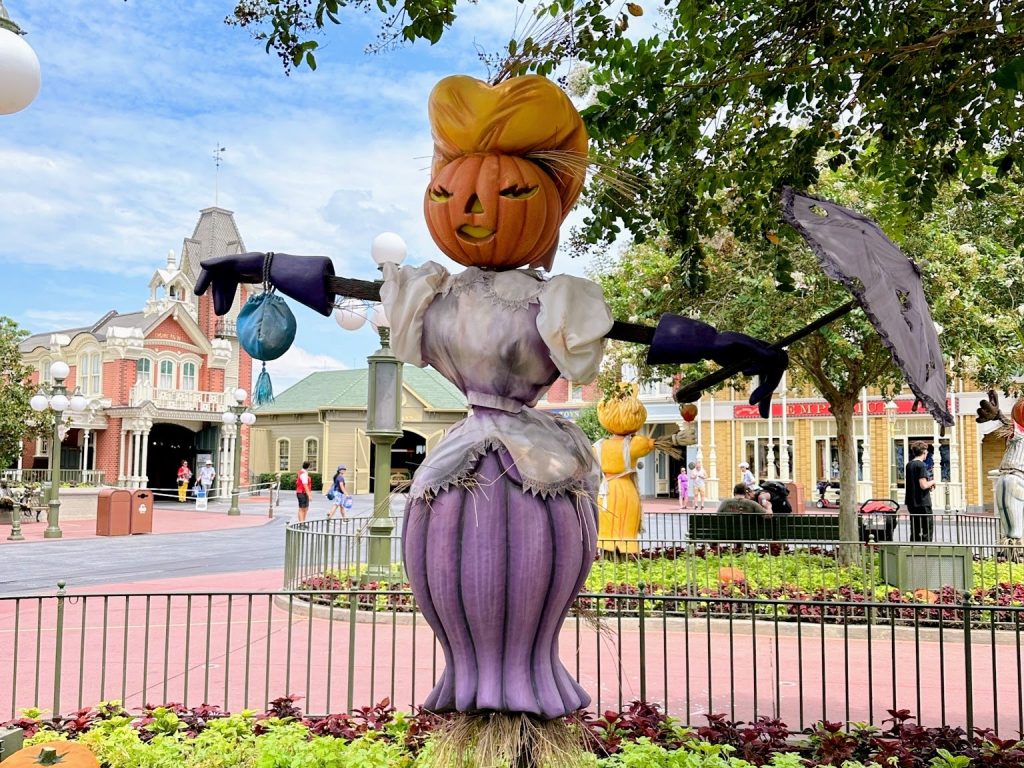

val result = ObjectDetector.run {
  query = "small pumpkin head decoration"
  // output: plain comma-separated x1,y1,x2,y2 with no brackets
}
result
1012,398,1024,431
597,383,648,436
7,742,99,768
425,75,588,271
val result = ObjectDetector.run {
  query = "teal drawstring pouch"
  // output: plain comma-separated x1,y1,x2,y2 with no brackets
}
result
236,254,296,405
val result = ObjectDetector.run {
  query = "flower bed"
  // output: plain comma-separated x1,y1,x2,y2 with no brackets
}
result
294,545,1024,628
4,699,1022,767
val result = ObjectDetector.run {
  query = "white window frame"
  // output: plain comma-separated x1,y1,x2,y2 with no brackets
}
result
136,357,152,385
304,438,319,472
89,352,101,394
182,361,197,391
277,439,290,472
158,359,175,389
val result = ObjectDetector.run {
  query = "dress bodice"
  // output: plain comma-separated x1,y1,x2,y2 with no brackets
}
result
381,262,613,499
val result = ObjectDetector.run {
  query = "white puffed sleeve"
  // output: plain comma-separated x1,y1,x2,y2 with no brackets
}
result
380,261,451,367
535,274,613,383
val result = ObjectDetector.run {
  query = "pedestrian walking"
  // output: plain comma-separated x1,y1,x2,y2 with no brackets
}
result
327,465,349,520
296,461,312,523
690,459,707,510
176,460,192,503
677,466,689,509
904,441,936,542
197,460,216,495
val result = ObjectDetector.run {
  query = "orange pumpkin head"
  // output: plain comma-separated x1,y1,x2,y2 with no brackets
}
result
424,153,562,270
1012,398,1024,431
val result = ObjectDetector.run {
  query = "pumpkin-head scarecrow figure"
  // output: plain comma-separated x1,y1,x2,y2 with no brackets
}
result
595,383,684,556
194,73,789,766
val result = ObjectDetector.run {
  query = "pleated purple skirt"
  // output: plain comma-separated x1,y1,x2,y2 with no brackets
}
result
402,448,597,719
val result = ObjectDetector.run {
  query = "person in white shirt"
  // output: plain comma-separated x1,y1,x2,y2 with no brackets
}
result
740,461,756,487
197,461,216,494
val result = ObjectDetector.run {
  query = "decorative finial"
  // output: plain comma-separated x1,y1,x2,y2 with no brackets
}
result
213,144,227,205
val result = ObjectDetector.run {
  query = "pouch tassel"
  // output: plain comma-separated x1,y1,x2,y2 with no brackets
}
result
253,362,275,406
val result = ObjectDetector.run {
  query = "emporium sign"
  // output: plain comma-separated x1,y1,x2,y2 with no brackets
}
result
732,398,946,420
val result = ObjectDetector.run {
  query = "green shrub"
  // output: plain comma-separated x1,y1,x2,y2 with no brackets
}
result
258,471,322,492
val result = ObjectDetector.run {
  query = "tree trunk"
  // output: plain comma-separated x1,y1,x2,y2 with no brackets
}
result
833,400,861,565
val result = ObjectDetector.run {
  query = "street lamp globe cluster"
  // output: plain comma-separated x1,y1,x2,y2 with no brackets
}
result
222,387,256,517
0,1,41,115
28,361,88,539
333,232,407,581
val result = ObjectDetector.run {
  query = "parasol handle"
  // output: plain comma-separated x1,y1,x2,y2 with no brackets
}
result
673,300,858,404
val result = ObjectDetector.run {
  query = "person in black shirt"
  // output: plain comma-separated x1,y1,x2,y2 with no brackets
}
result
904,441,936,542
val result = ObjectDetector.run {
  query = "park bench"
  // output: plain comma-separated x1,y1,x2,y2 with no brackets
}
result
0,487,46,524
688,512,842,542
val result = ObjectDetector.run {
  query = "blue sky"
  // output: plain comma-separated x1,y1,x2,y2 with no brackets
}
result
1,0,625,389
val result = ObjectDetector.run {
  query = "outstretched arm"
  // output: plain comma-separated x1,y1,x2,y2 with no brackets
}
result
195,252,785,415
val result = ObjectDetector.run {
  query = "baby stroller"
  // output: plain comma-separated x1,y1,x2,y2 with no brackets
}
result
815,480,840,509
858,498,900,542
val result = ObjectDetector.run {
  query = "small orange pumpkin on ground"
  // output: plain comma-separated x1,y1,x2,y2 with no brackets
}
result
913,588,939,604
718,566,746,586
6,741,99,768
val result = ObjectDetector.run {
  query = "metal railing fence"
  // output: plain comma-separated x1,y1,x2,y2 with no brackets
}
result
1,586,1021,736
0,469,106,486
283,518,1024,596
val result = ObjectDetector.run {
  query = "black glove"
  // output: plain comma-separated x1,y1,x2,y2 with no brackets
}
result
646,315,788,418
194,252,336,317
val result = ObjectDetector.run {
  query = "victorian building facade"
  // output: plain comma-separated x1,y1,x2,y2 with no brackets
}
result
19,208,253,498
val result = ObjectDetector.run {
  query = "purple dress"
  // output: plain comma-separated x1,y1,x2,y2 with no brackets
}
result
382,263,612,719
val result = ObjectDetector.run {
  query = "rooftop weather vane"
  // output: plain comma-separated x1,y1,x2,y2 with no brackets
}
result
213,145,226,205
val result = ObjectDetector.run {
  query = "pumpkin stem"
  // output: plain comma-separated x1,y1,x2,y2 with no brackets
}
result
34,747,65,765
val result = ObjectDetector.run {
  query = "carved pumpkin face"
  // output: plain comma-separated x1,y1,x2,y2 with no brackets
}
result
424,153,563,270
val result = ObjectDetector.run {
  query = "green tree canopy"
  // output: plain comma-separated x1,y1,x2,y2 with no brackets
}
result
0,317,36,470
223,1,1024,273
596,167,1024,556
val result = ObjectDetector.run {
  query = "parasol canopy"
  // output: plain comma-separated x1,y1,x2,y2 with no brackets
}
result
782,188,953,426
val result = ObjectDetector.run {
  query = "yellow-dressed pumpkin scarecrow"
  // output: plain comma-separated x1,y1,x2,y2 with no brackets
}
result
596,385,682,555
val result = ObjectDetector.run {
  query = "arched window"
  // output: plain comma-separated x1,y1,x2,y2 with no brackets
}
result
182,362,197,390
277,439,290,471
304,438,319,472
136,357,151,385
159,360,174,389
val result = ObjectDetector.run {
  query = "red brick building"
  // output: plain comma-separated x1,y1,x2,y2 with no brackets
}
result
19,207,253,497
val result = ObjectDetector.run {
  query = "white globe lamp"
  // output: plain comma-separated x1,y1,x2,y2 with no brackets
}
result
240,411,257,426
370,232,407,267
334,301,367,331
372,303,389,329
0,6,41,116
30,392,47,412
222,411,237,425
50,360,69,381
233,387,247,405
49,393,69,412
69,393,88,412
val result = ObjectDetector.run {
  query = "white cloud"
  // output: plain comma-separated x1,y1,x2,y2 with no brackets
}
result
260,345,348,393
22,309,103,331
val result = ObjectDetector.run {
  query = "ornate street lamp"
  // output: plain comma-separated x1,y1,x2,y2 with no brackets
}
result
335,232,407,581
221,387,256,517
27,361,87,539
0,1,41,115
